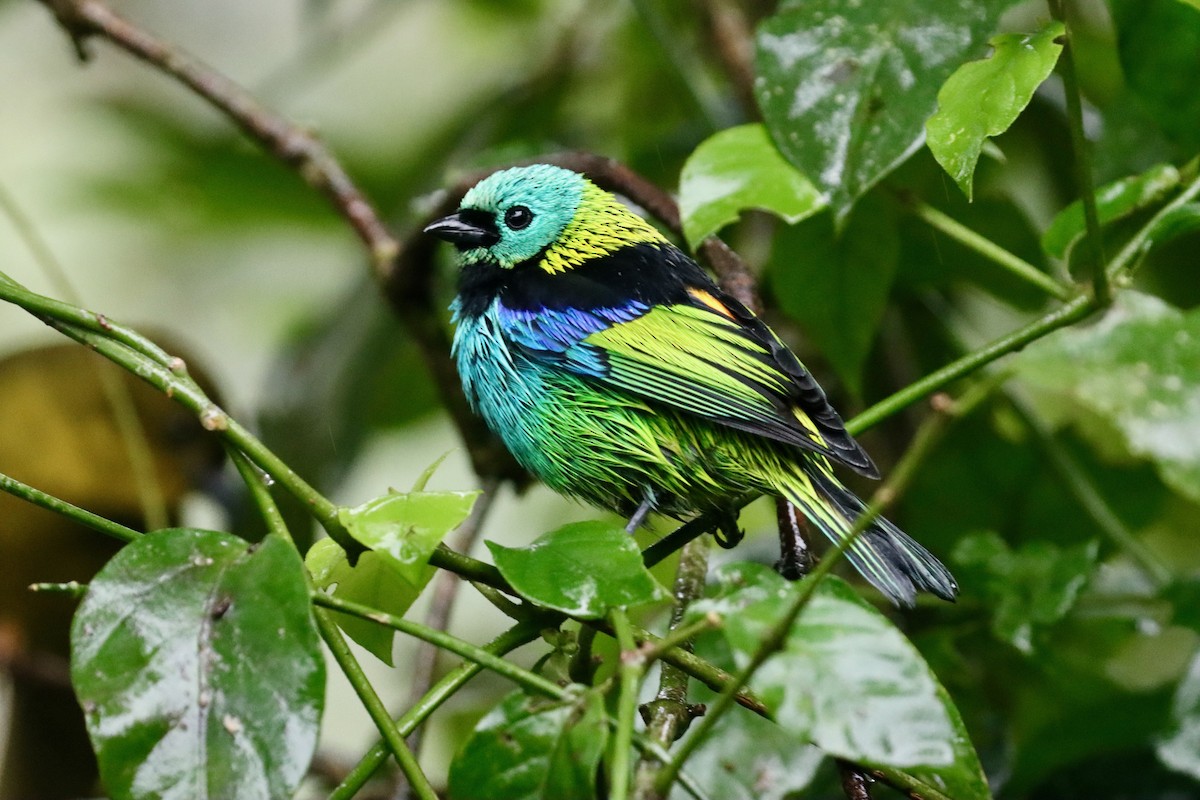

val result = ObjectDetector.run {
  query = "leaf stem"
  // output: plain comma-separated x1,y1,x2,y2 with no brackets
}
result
847,294,1095,435
0,471,139,543
315,612,439,800
0,273,361,555
901,194,1074,301
1107,169,1200,281
610,609,642,800
313,593,566,700
328,623,544,799
1047,0,1109,305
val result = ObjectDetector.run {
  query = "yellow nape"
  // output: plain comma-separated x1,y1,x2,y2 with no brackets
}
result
539,182,667,274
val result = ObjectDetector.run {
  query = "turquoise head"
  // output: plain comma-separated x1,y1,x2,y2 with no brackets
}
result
425,165,585,269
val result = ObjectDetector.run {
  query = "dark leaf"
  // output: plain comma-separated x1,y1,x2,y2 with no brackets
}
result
447,689,607,800
769,195,898,395
755,0,1012,218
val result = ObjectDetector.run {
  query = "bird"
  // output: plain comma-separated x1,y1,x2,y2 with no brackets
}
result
425,164,956,606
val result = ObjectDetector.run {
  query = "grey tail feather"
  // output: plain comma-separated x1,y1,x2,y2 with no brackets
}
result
785,471,958,607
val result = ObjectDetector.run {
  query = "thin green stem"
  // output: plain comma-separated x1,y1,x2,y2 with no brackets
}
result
610,609,641,800
0,471,140,543
1048,0,1109,305
1108,169,1200,281
313,593,565,699
637,611,719,666
903,195,1075,301
316,612,438,800
230,449,433,798
0,273,359,554
848,294,1095,435
29,581,88,599
329,623,544,799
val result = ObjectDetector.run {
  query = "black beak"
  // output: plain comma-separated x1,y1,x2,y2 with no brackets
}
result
424,210,501,248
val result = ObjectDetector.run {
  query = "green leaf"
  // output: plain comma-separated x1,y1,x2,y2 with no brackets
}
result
755,0,1011,219
953,532,1098,653
768,195,898,395
1041,164,1181,258
447,689,608,800
689,565,989,798
1016,292,1200,502
678,123,824,249
308,488,479,663
487,521,668,618
1158,648,1200,781
71,529,324,800
667,709,823,800
1140,202,1200,250
927,22,1065,200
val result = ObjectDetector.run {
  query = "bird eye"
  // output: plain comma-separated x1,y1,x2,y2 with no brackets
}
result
504,205,533,230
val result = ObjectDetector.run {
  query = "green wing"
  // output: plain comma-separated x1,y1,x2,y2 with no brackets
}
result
576,291,878,477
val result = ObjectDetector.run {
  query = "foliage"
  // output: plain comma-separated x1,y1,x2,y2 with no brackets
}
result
2,1,1200,799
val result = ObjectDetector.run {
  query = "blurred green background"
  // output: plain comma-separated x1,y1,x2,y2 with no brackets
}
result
1,0,1199,797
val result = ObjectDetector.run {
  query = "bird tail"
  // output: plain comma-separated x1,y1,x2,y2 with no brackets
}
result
775,467,957,607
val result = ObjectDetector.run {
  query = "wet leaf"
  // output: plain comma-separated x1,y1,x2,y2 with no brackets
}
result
927,22,1064,200
447,689,607,800
755,0,1011,219
71,529,323,800
689,565,988,798
308,488,478,663
1016,292,1200,501
666,709,823,800
1158,649,1200,781
678,123,824,249
953,532,1098,653
1041,164,1181,258
487,521,668,618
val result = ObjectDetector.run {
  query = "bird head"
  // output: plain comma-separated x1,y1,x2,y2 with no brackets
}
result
425,164,665,273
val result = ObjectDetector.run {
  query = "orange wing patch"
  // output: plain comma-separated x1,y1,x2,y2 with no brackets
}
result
688,288,736,320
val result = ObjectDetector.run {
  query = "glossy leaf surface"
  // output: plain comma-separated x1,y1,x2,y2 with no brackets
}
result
926,22,1064,199
488,520,667,618
678,123,824,249
1017,292,1200,501
755,0,1010,218
447,689,607,800
689,565,989,799
308,487,478,663
71,529,323,800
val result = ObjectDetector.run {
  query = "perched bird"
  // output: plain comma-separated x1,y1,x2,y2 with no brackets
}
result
426,164,956,606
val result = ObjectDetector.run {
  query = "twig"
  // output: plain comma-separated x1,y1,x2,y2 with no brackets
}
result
898,192,1075,302
0,471,139,544
329,623,546,800
633,537,711,800
1047,0,1109,305
838,760,875,800
230,449,436,798
702,0,759,120
847,294,1096,435
401,476,501,797
610,609,642,800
